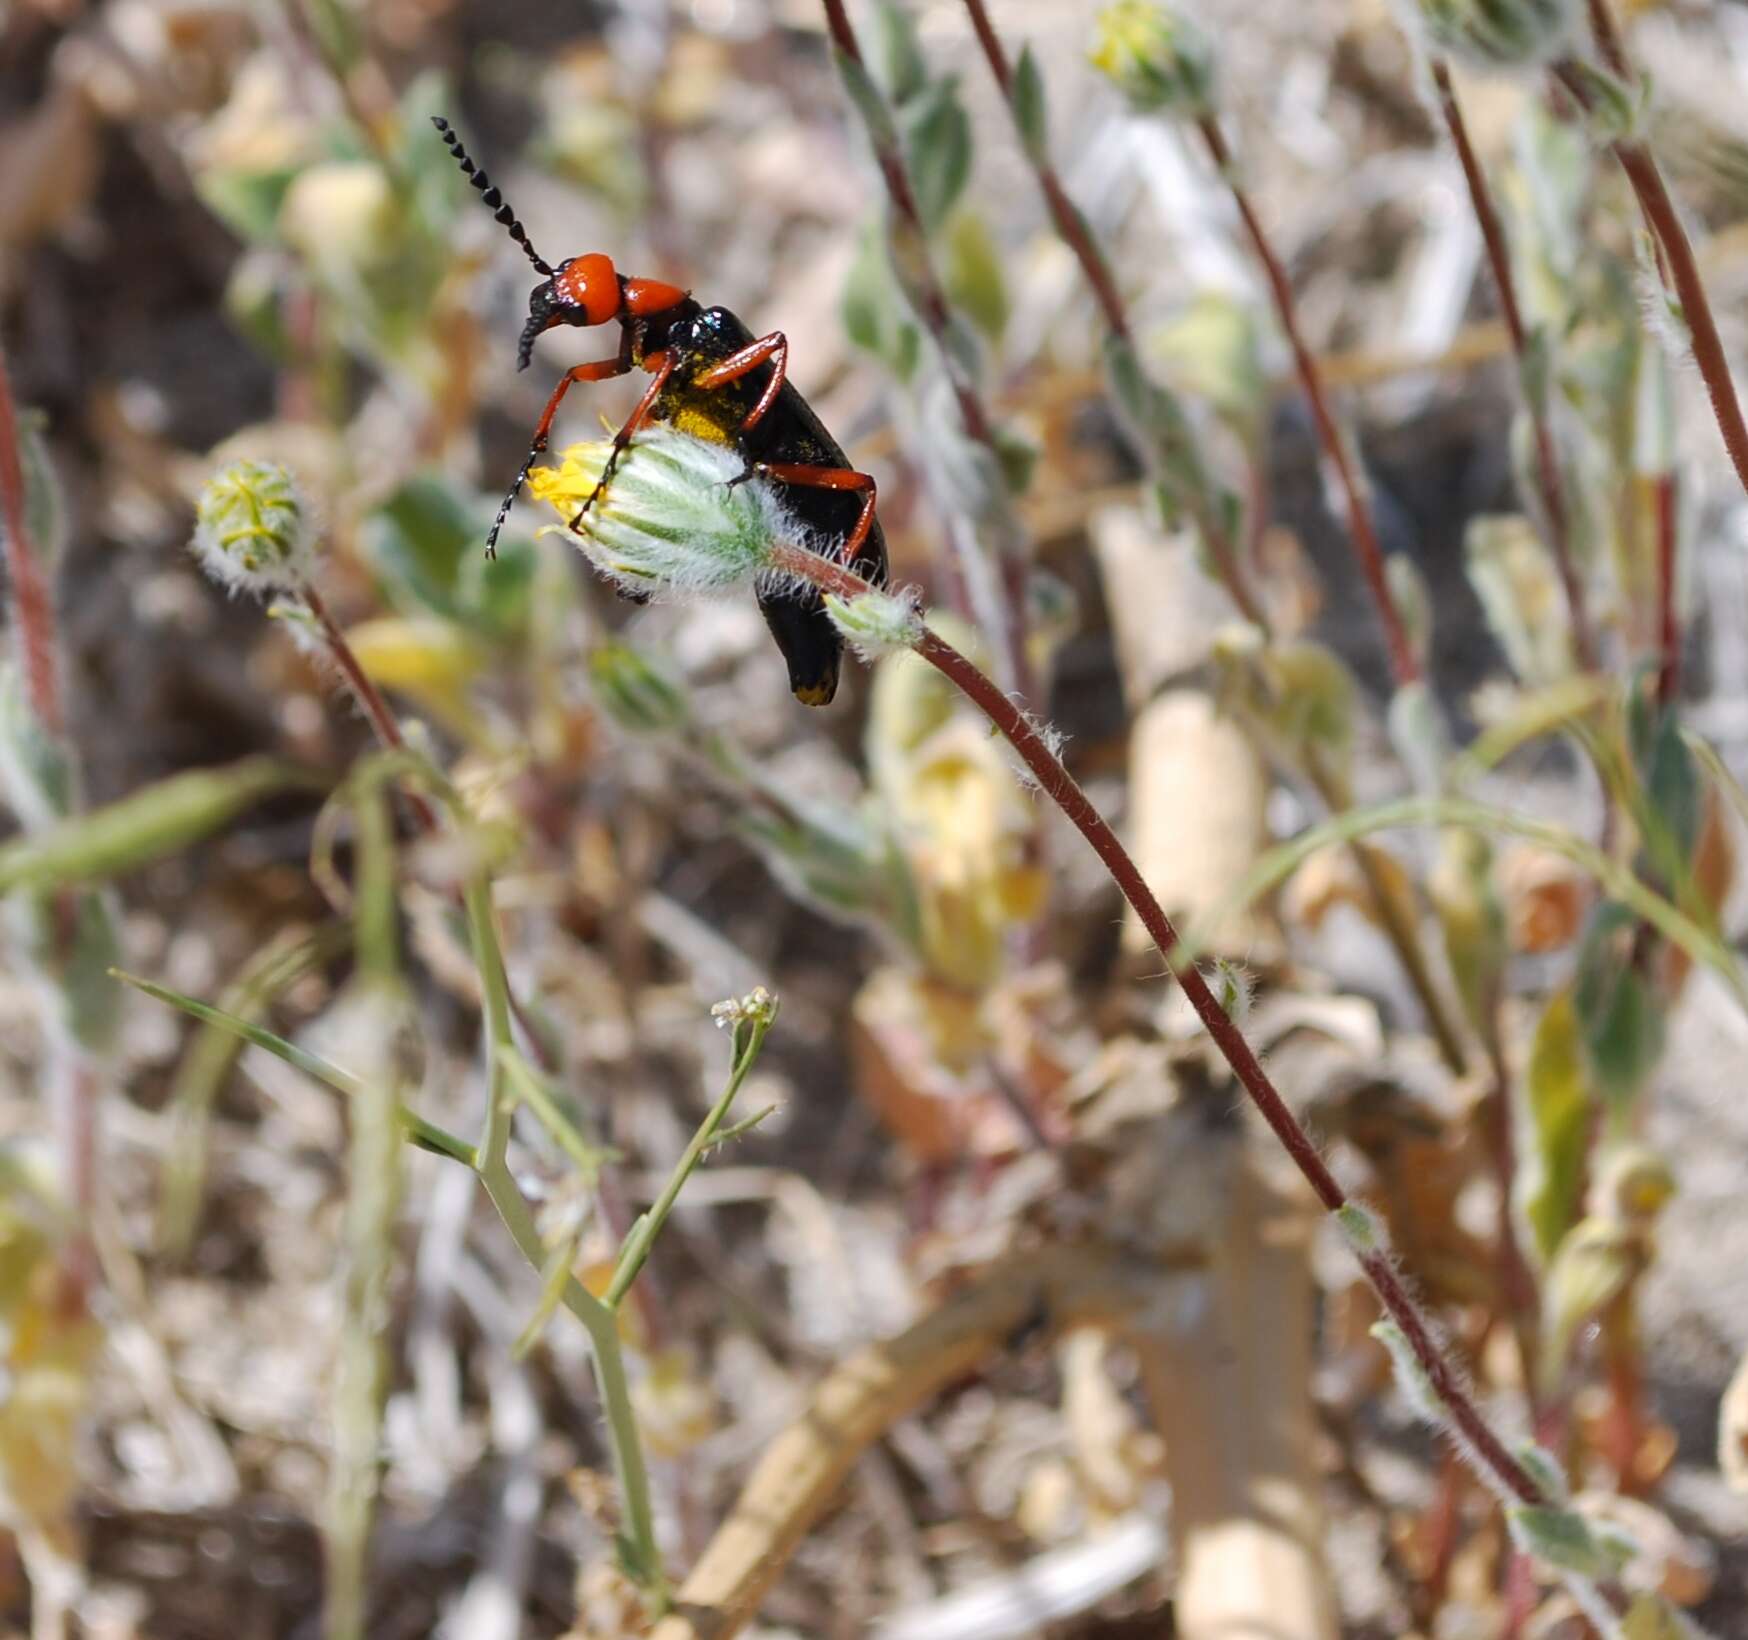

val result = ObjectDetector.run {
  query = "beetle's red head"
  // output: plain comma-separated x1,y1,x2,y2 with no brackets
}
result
519,254,620,368
433,119,689,369
519,255,690,369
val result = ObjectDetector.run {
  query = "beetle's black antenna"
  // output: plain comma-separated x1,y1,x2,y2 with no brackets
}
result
432,116,554,277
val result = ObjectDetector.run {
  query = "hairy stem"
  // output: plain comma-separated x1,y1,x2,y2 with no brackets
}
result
302,586,442,834
779,543,1543,1508
0,346,64,734
1195,118,1419,686
1554,53,1748,501
1428,60,1596,670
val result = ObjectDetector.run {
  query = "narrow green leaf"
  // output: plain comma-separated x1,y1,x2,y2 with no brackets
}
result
1012,45,1050,162
1182,793,1745,1009
0,757,317,893
1452,675,1609,781
901,78,972,233
834,46,901,155
869,0,927,104
942,209,1009,344
1573,900,1665,1112
158,925,351,1256
1519,989,1591,1266
111,968,474,1166
512,1231,585,1360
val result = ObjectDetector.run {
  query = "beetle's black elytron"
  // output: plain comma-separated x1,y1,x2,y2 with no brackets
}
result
435,116,887,706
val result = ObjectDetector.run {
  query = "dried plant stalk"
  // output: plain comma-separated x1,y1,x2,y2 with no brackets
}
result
648,1243,1168,1640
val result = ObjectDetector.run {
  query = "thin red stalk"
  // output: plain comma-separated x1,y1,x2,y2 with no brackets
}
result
1585,0,1631,79
817,0,1032,700
958,0,1131,342
957,0,1264,627
1555,60,1748,501
1429,60,1596,671
958,5,1469,1059
1653,471,1680,706
0,346,64,735
962,5,1468,1056
771,541,1544,1509
1196,118,1420,687
303,585,441,835
0,349,97,1319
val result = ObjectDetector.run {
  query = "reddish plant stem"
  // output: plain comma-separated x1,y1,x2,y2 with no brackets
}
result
0,349,98,1319
958,0,1131,343
817,0,1032,700
1585,0,1631,78
1196,117,1420,687
1555,59,1748,502
0,346,64,736
957,0,1265,628
1429,60,1597,671
1653,471,1680,706
302,585,441,835
772,541,1544,1509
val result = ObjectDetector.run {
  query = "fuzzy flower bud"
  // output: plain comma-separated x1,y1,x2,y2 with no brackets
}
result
528,428,788,600
191,459,317,596
1090,1,1217,120
824,589,924,662
1408,0,1575,67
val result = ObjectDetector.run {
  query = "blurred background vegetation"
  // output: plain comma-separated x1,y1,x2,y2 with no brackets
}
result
2,0,1748,1635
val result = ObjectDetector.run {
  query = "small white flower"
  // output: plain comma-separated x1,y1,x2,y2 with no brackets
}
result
191,460,318,596
711,986,779,1031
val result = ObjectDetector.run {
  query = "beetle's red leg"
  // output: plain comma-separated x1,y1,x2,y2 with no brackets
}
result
690,332,788,435
746,461,878,568
486,354,629,558
571,351,677,532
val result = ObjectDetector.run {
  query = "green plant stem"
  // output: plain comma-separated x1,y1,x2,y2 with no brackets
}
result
1184,793,1745,1008
455,871,667,1605
605,1009,772,1310
1301,745,1470,1075
772,541,1546,1510
1194,117,1419,687
475,1150,665,1597
159,924,351,1255
1428,58,1596,671
113,952,665,1600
